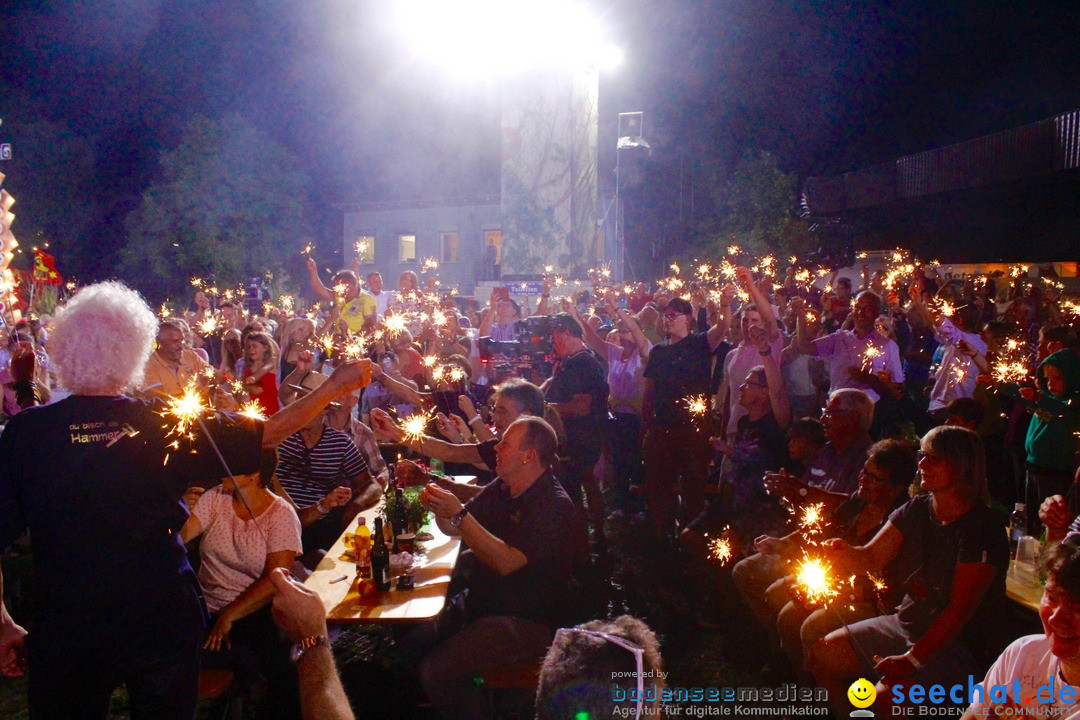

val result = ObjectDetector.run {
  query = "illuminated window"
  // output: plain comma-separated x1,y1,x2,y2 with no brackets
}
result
441,232,460,263
356,235,375,265
399,234,416,263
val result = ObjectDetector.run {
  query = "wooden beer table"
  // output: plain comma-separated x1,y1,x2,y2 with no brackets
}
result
1005,559,1043,614
304,505,461,623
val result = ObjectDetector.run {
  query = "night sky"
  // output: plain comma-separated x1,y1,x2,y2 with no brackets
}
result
2,0,1079,278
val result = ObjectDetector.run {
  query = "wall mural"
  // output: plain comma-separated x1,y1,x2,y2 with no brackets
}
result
500,68,598,275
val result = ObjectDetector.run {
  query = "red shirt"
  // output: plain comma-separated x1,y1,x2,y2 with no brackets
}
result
244,367,280,416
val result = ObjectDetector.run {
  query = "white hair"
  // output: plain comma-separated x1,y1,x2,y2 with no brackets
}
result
50,281,158,395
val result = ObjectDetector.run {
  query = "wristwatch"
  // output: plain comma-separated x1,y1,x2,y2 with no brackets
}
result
290,635,331,664
449,507,470,528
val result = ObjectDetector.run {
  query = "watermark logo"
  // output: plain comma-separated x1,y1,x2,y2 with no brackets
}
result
848,678,876,718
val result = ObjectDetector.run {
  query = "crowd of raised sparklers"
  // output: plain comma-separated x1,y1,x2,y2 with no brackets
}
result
134,240,1079,607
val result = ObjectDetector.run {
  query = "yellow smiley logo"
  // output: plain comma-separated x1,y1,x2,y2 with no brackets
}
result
848,678,876,709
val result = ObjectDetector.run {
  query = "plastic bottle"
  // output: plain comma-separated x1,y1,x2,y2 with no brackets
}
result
354,517,372,579
1009,503,1027,557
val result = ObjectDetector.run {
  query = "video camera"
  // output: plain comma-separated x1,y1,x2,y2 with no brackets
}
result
478,316,559,383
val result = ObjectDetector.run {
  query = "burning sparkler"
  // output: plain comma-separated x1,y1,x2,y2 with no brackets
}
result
399,407,438,447
792,555,840,606
798,503,826,536
727,244,741,256
301,242,315,257
708,535,733,565
860,345,883,372
237,402,268,422
198,316,219,336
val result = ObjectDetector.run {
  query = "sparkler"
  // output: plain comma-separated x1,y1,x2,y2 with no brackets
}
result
279,295,294,312
190,277,204,288
792,555,840,606
798,503,826,536
860,345,883,372
381,313,409,338
399,407,438,447
421,257,439,272
544,264,554,274
684,394,709,418
301,242,315,257
237,402,268,421
938,300,955,318
727,244,741,256
160,304,172,319
197,316,219,336
354,238,369,257
708,535,733,565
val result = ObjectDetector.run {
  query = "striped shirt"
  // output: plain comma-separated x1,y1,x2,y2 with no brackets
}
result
276,427,368,507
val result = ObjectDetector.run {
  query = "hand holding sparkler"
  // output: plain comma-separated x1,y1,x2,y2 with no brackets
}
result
327,358,373,394
753,534,786,555
762,469,803,502
369,407,404,443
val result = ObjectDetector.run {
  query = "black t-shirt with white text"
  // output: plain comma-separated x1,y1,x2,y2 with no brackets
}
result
0,395,264,663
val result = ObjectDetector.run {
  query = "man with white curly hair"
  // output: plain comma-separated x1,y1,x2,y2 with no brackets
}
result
0,281,373,720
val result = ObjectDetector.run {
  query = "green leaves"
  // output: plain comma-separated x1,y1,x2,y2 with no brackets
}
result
120,114,314,300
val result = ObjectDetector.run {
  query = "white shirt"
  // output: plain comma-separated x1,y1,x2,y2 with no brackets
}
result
371,290,391,320
812,329,904,403
192,486,302,614
606,340,652,415
928,318,987,412
969,635,1080,716
722,334,785,437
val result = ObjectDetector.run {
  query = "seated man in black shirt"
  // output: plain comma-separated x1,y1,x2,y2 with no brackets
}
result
407,417,575,720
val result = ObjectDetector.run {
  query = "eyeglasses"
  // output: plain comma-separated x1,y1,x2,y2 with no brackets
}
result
859,466,890,484
661,312,686,320
553,628,644,716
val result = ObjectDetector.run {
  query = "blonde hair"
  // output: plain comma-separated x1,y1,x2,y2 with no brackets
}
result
51,281,158,394
921,425,989,505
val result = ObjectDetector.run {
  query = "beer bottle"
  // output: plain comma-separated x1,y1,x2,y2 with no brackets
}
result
393,487,408,537
372,517,392,592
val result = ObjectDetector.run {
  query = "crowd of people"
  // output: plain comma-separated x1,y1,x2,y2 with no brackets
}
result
0,250,1078,719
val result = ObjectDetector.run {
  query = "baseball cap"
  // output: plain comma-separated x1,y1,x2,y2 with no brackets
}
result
665,298,694,316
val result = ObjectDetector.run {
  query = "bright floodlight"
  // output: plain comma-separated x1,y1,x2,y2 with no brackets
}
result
393,0,620,76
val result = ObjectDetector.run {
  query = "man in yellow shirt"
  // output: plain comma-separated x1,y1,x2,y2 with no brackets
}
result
140,320,211,399
306,260,376,333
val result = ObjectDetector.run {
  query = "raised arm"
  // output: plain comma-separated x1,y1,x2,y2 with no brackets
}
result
707,284,736,352
268,569,356,720
570,299,618,359
737,266,779,341
749,327,790,428
369,363,426,407
306,257,334,303
263,359,372,448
